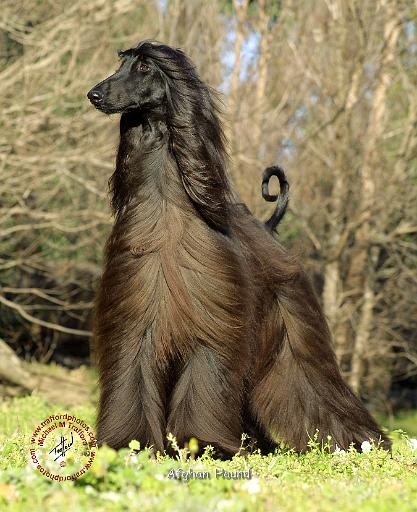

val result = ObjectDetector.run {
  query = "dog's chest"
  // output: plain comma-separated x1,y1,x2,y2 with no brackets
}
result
101,200,245,359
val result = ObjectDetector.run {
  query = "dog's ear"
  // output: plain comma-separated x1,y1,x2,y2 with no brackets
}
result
178,167,231,235
152,47,231,234
168,125,231,234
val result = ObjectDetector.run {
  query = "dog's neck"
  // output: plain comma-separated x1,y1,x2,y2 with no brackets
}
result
106,111,200,257
120,109,166,132
110,108,232,235
109,111,191,219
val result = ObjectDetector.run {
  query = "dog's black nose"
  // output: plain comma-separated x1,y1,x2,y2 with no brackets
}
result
87,89,103,104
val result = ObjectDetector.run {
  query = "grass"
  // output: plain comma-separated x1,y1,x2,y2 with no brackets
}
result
0,394,416,511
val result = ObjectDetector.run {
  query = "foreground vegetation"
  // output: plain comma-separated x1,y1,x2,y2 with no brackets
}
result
0,394,416,512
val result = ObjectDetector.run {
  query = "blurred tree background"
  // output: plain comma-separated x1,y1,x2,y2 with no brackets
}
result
0,0,416,412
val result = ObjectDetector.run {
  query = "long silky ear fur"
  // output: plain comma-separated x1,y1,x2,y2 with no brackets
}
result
149,47,232,233
168,84,231,233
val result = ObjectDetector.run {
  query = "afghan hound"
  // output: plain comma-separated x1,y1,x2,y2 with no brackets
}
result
87,40,390,457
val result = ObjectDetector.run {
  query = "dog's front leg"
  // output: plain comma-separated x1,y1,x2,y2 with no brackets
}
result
96,326,167,453
166,345,244,458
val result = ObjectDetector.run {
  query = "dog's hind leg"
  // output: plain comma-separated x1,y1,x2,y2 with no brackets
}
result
250,267,391,452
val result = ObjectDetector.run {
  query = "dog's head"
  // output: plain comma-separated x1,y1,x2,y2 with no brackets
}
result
88,40,229,233
87,40,201,116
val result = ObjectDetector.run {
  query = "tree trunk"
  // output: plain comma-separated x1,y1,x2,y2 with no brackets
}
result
323,65,362,363
228,0,249,162
345,5,401,391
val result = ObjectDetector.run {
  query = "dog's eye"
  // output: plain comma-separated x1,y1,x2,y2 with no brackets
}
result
138,62,150,72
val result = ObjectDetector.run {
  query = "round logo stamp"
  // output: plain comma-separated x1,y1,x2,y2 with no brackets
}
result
29,413,97,481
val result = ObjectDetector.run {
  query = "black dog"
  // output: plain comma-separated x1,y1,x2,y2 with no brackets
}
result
87,40,390,456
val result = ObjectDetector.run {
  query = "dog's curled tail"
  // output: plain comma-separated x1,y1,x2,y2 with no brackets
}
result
262,166,289,232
